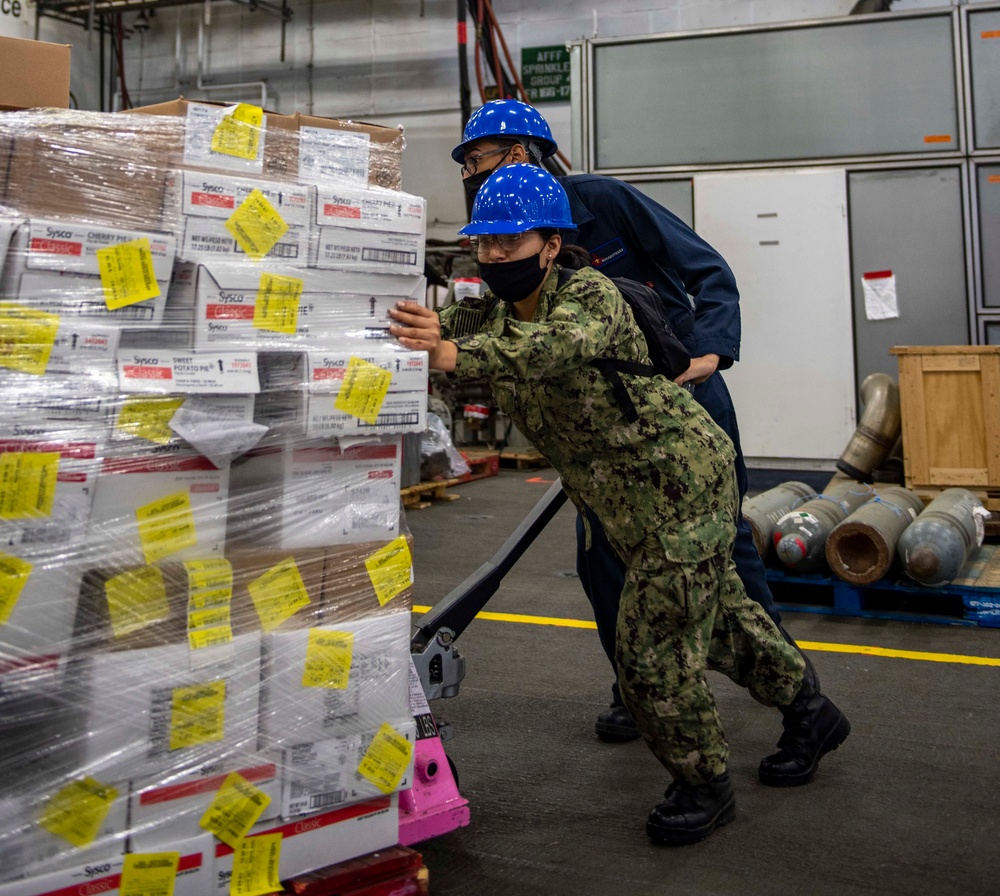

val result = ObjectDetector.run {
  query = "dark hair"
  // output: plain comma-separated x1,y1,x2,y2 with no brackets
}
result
555,244,591,270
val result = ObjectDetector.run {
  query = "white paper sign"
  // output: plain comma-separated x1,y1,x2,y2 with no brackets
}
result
862,271,899,321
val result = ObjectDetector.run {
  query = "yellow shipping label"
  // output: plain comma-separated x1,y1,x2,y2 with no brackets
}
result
0,302,60,375
120,852,181,896
116,396,185,445
247,557,311,632
0,451,60,520
136,491,198,564
188,605,231,630
188,586,234,609
188,624,233,651
230,832,282,896
199,771,272,849
39,777,119,849
96,238,162,310
364,536,413,606
254,272,303,334
333,356,392,425
225,190,289,261
211,103,264,161
301,628,354,689
0,552,32,626
170,679,227,751
357,722,413,795
105,565,170,639
185,557,233,593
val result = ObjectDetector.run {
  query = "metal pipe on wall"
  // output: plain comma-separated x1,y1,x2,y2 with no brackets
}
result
196,11,268,106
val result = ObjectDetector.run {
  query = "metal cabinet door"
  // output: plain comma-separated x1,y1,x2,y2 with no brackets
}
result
694,168,854,463
848,167,970,405
977,163,1000,309
968,9,1000,150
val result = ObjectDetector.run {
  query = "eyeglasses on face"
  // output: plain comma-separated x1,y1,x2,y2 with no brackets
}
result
468,233,534,258
461,145,513,177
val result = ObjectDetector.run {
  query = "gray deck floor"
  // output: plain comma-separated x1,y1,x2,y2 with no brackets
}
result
407,468,1000,896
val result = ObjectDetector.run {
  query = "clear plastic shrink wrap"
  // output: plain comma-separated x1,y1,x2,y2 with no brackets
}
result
0,103,428,893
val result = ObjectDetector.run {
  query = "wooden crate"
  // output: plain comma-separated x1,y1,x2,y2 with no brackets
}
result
891,346,1000,491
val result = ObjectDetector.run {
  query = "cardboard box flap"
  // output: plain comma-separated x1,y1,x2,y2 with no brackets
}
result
0,37,71,109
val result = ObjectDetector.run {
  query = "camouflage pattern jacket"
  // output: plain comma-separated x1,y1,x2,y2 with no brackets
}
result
440,265,737,562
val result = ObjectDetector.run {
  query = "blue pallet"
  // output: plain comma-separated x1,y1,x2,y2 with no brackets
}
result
766,566,1000,628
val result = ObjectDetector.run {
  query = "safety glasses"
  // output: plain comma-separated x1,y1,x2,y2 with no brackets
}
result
468,233,536,259
461,145,514,177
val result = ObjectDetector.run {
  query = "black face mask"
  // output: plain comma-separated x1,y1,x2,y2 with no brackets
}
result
463,168,492,203
479,251,549,304
461,145,514,202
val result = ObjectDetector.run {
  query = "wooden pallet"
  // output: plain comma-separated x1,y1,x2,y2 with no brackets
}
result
400,478,462,510
767,542,1000,628
454,448,501,483
499,449,549,470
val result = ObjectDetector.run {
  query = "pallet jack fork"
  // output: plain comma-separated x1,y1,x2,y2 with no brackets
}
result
398,480,568,845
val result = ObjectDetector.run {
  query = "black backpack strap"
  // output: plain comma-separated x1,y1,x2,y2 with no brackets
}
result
559,266,648,422
599,358,658,377
592,359,640,423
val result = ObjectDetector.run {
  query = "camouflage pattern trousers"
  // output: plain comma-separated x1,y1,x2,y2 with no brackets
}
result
615,527,805,785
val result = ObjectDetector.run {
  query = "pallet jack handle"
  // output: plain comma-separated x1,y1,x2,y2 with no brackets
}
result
410,478,568,700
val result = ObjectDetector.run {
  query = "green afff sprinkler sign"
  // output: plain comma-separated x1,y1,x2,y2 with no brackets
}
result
520,45,571,104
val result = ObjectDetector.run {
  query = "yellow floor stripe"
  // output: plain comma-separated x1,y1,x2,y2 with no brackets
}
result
411,606,1000,667
794,640,1000,666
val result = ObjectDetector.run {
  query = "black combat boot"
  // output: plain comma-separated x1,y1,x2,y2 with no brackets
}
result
646,773,736,846
759,679,851,787
595,703,641,742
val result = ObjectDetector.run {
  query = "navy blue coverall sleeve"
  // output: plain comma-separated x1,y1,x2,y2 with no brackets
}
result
562,175,741,370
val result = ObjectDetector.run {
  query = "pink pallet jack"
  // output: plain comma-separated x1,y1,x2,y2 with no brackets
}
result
401,481,568,845
398,660,470,845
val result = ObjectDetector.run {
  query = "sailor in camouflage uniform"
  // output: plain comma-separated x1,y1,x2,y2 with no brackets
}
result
389,164,850,846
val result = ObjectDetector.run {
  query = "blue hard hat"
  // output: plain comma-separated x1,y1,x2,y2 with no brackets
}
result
459,164,574,235
451,100,559,163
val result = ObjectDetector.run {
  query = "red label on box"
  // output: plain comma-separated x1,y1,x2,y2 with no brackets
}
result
0,440,97,459
101,454,221,475
139,763,277,806
190,483,221,493
29,237,82,257
191,191,236,209
214,797,393,857
312,368,346,381
40,854,203,896
122,364,173,380
368,470,394,479
0,654,61,675
293,444,398,463
323,203,362,219
206,304,254,320
57,472,89,483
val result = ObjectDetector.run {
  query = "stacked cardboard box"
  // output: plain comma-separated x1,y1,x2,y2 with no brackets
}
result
0,102,426,894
